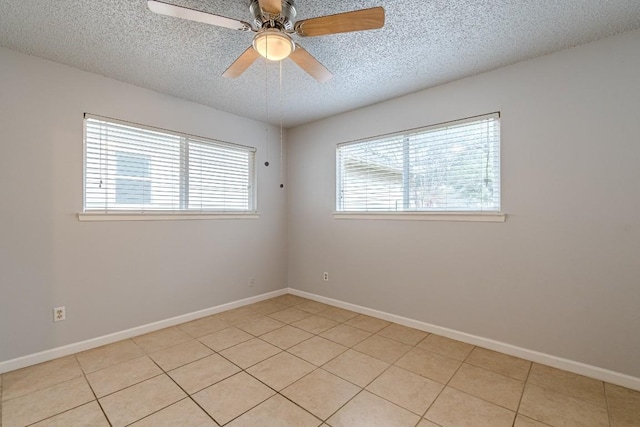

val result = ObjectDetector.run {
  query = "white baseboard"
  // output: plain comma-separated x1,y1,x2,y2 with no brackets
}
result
289,288,640,392
0,288,288,374
4,287,639,392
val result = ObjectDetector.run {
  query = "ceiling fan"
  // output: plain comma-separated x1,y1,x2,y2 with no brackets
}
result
147,0,385,83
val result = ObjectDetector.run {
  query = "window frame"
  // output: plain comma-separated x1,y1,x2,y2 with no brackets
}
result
334,113,505,222
79,114,258,221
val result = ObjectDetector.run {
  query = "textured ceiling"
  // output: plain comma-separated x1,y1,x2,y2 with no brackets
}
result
1,1,639,127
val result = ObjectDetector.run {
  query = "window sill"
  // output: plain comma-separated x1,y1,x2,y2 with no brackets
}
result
333,212,506,222
77,212,260,222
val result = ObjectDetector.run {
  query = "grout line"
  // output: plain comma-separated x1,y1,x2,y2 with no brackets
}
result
235,359,326,423
272,389,324,424
84,362,165,400
79,364,113,427
512,360,534,426
522,364,611,415
602,381,613,427
443,362,527,413
420,350,468,423
122,397,200,426
21,368,112,427
141,358,219,426
320,387,366,423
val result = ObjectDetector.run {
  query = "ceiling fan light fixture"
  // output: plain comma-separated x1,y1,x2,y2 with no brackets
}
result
253,29,295,61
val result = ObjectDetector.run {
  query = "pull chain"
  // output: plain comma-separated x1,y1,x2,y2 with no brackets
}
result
264,47,270,167
279,60,284,189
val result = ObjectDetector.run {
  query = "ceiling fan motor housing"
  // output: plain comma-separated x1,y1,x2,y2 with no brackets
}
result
250,0,296,30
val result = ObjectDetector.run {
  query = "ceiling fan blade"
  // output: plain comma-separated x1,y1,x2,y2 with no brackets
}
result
289,45,333,83
222,46,260,78
148,0,250,31
258,0,282,15
295,7,384,37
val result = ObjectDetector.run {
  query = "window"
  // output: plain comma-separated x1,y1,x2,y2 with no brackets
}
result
336,113,500,213
84,115,256,214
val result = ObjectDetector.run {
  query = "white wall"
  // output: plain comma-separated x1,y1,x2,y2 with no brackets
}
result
0,47,288,363
287,30,640,378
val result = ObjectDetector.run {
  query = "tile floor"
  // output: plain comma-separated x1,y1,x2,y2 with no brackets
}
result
1,294,639,426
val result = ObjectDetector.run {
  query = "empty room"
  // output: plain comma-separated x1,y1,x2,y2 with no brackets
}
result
1,1,639,426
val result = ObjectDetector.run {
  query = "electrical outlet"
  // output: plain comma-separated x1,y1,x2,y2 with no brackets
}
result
54,306,66,322
249,277,255,288
323,272,329,281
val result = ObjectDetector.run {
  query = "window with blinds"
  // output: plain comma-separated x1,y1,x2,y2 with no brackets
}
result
84,115,256,213
336,113,500,212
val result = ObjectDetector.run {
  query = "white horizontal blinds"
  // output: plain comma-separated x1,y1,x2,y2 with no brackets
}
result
188,139,254,211
338,136,405,211
84,116,256,213
337,113,500,212
85,118,182,211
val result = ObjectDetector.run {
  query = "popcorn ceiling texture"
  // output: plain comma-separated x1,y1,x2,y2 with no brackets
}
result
0,0,639,127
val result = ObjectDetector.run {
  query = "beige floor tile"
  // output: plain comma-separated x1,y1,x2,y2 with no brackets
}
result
282,369,360,420
317,307,359,322
425,387,515,427
417,334,474,361
132,327,191,353
528,363,606,407
129,398,218,426
271,294,309,306
268,307,312,324
226,394,321,427
193,372,275,425
288,336,348,366
178,316,229,338
518,383,609,427
236,316,285,336
416,420,441,427
99,374,186,427
514,414,553,426
328,390,420,427
323,350,389,387
2,377,94,427
198,327,253,352
76,340,144,373
449,363,524,410
606,383,640,427
260,325,313,349
465,347,531,381
87,356,162,398
168,354,240,395
345,315,391,333
149,339,213,371
366,366,443,415
376,323,429,346
246,299,289,315
296,300,332,314
219,338,281,369
215,307,263,324
320,324,372,347
1,356,83,401
246,352,315,391
395,347,462,384
354,335,412,363
30,401,109,427
292,315,339,334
